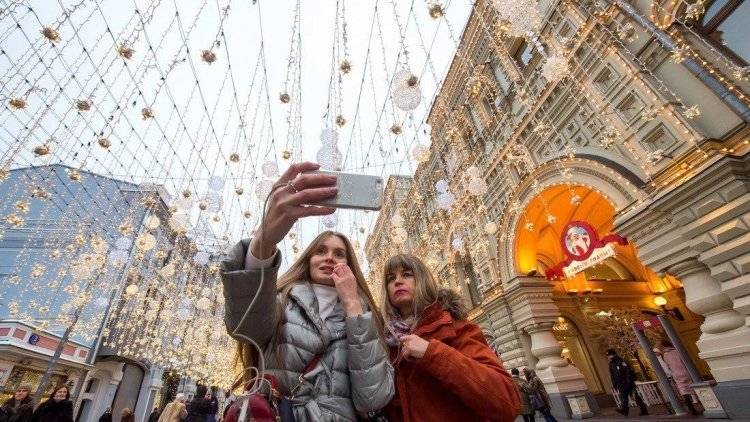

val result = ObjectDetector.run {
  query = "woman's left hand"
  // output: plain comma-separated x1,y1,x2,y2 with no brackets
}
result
332,264,363,316
400,334,430,359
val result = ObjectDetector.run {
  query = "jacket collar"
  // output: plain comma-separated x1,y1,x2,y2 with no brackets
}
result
288,282,332,345
413,301,453,337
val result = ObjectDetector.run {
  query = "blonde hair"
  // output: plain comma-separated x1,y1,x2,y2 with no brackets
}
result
380,254,440,325
237,231,385,373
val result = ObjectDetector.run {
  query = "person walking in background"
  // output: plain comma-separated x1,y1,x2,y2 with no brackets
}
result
30,386,73,422
147,406,160,422
660,340,700,415
158,394,187,422
523,368,558,422
379,254,520,421
184,386,213,422
120,408,134,422
511,369,534,422
97,408,112,422
0,385,34,422
205,391,218,422
607,349,648,417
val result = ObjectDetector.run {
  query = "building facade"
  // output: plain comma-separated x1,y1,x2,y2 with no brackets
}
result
366,0,749,419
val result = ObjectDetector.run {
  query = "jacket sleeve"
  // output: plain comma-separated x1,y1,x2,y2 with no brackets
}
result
221,239,281,349
416,322,521,421
345,310,395,412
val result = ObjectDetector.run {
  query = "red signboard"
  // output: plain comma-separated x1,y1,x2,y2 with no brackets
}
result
546,221,628,280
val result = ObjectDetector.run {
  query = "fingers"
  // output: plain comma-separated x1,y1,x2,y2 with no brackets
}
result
291,172,337,191
285,186,338,206
278,162,320,183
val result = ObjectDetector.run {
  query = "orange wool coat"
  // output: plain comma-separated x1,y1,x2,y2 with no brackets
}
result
385,300,521,422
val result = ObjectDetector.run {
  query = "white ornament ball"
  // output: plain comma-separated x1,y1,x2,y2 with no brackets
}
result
436,191,455,210
125,284,139,296
467,178,488,196
467,166,482,179
320,128,339,146
435,179,449,193
135,233,156,251
201,287,213,297
393,85,422,111
180,298,194,308
115,236,133,251
392,214,405,227
145,215,161,230
108,249,129,266
176,308,191,321
316,145,342,170
451,237,464,250
195,297,211,311
262,161,279,177
208,176,225,191
169,213,190,233
193,251,210,266
484,222,498,235
202,192,223,213
94,297,109,308
541,55,569,82
322,213,338,229
255,179,275,200
411,143,430,163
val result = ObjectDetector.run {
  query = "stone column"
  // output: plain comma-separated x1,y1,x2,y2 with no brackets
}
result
669,258,750,418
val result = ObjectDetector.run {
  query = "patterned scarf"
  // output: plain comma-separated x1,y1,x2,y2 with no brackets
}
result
384,316,415,347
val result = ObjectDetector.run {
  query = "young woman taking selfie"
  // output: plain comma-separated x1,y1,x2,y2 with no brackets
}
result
221,162,394,421
380,254,520,421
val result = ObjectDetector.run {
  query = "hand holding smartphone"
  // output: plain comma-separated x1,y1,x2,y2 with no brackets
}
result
303,170,383,211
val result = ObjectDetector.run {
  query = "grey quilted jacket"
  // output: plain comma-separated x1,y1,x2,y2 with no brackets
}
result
221,239,395,421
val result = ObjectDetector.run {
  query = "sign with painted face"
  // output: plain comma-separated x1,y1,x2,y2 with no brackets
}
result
546,221,628,280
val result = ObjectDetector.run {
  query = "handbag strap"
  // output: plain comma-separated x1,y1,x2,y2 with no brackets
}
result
290,353,324,399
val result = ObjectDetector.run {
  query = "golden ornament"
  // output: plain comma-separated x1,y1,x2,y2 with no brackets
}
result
168,205,178,214
50,249,61,259
199,201,208,211
98,137,111,149
407,75,419,87
4,214,24,228
229,153,240,163
41,26,61,43
201,50,217,64
68,169,82,182
141,107,154,119
182,190,192,198
279,93,291,103
235,186,244,195
282,150,291,160
76,99,91,111
14,201,30,214
340,60,352,74
141,196,157,209
33,144,51,156
390,124,402,135
212,215,220,222
428,4,444,19
118,222,133,235
31,187,50,199
9,97,27,110
243,210,252,219
0,168,8,181
336,115,347,127
118,45,135,59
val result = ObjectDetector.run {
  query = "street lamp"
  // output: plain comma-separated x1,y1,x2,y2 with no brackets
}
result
653,295,684,321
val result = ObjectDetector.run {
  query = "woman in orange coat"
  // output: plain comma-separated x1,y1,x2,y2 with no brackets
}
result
380,254,521,422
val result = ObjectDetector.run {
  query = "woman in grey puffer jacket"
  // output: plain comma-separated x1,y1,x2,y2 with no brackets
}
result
221,162,394,421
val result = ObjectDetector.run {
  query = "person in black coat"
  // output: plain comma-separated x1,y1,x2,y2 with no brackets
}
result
1,385,34,422
184,386,213,422
30,386,73,422
147,407,160,422
607,349,648,417
97,408,112,422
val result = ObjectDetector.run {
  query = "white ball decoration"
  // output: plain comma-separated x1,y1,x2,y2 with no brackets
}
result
177,308,191,321
94,296,109,308
159,263,176,278
175,197,193,211
492,0,542,37
200,286,213,297
484,222,498,235
108,249,129,266
202,192,223,213
392,214,405,227
115,236,133,251
262,161,279,177
172,336,183,347
193,251,210,265
451,237,464,251
541,54,569,82
316,145,342,170
435,179,449,193
180,298,194,308
135,233,156,251
169,213,190,233
436,191,455,210
208,176,225,191
411,143,430,163
125,284,139,296
320,128,339,146
195,297,211,311
467,178,488,196
466,166,482,179
322,213,338,229
393,85,421,111
255,179,275,200
145,215,161,230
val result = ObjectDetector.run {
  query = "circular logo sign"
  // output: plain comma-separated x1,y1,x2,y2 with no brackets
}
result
561,221,598,261
28,333,40,345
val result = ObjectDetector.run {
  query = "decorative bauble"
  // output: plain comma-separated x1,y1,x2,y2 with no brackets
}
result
282,150,291,160
451,237,464,250
208,175,225,191
435,179,449,193
255,179,274,200
525,222,535,231
492,0,542,37
212,215,220,222
393,84,421,111
684,105,700,119
33,144,51,156
279,92,291,103
94,297,109,308
109,249,129,266
484,222,498,235
196,297,212,311
316,145,342,170
145,216,161,230
339,60,352,74
229,153,240,163
428,3,444,19
599,126,620,149
262,161,279,177
175,197,193,211
335,115,347,127
125,284,139,295
235,186,244,195
546,214,557,224
320,128,339,145
201,287,213,297
392,214,405,227
436,191,455,210
68,169,82,182
115,236,133,250
570,194,582,205
141,107,154,119
466,166,482,179
98,137,111,149
9,97,27,110
135,233,156,251
390,124,402,135
41,26,61,43
169,213,190,233
541,55,569,82
118,44,135,59
202,192,223,212
322,214,338,229
176,308,191,321
467,178,488,196
75,99,92,111
411,143,430,163
243,210,252,219
201,49,217,64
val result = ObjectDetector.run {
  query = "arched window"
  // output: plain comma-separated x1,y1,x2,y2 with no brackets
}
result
696,0,749,64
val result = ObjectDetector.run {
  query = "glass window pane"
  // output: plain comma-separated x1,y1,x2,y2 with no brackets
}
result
714,1,750,63
702,0,730,24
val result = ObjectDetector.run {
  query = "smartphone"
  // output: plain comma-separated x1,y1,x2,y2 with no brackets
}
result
304,170,383,211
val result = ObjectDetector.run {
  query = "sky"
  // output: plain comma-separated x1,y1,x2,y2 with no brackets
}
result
0,0,472,271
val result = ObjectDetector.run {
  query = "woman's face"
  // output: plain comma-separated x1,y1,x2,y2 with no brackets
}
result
14,388,29,400
309,236,348,285
53,387,68,401
386,266,416,314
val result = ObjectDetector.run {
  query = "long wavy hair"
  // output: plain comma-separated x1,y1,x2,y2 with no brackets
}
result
236,231,384,379
380,254,441,325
